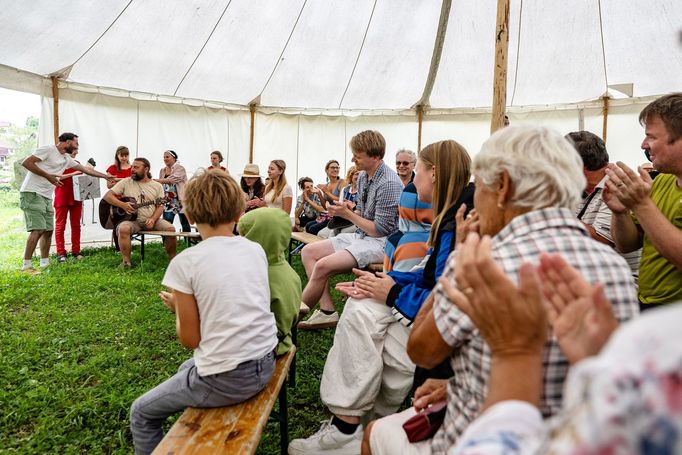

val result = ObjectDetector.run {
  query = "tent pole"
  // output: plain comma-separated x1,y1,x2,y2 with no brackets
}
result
602,95,609,143
490,0,510,134
51,76,60,142
417,105,424,152
249,104,256,163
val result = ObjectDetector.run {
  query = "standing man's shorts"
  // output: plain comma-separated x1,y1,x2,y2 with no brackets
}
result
19,192,54,231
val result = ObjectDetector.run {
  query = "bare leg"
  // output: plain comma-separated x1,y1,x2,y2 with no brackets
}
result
361,421,375,455
39,230,52,259
118,224,133,266
164,235,177,260
302,249,357,312
23,230,44,261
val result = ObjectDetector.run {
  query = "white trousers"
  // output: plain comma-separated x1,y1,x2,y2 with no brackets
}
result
369,408,432,455
320,297,415,417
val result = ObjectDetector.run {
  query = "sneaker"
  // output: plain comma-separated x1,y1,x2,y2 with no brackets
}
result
57,255,67,263
297,309,339,330
73,254,83,261
288,418,362,454
20,266,42,275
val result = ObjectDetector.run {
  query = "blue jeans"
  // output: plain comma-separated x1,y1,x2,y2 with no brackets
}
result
162,211,191,232
130,351,275,454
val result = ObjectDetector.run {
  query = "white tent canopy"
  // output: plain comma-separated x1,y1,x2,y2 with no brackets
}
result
1,0,680,211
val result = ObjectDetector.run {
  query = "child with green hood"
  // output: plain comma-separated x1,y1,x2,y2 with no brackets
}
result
239,207,301,355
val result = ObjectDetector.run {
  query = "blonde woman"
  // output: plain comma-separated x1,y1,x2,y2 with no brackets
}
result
261,160,293,214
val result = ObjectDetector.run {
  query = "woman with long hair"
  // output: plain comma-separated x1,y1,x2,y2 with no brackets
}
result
318,159,346,203
288,140,475,453
262,160,293,214
156,150,191,232
106,146,132,189
240,163,266,212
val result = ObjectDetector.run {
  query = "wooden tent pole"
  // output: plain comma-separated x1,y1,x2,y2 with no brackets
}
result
249,104,256,163
51,76,59,142
490,0,510,134
602,95,609,143
417,105,424,152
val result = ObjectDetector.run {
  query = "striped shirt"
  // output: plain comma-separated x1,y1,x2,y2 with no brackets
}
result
355,161,403,238
576,176,641,280
430,207,639,452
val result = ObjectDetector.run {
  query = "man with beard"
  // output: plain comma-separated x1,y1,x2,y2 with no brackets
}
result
20,132,113,274
103,157,176,267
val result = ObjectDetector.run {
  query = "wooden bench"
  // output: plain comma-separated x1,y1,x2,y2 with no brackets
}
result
134,231,202,260
288,231,325,263
153,347,296,455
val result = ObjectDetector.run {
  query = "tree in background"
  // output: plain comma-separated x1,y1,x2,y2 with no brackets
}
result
0,116,39,190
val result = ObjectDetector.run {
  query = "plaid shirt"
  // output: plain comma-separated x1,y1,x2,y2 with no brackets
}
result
430,207,639,452
355,161,403,238
576,176,641,278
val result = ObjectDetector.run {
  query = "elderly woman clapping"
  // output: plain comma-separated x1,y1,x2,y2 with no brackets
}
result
365,126,640,455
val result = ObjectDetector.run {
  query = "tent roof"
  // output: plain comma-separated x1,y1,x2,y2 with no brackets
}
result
1,0,680,113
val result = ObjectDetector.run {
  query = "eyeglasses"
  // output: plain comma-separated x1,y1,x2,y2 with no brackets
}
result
328,166,340,170
396,161,413,167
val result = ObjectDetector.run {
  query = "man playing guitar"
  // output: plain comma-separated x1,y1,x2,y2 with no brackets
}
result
103,157,177,267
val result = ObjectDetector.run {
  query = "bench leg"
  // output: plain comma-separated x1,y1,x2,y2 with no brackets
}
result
289,325,297,388
278,378,289,455
140,234,145,260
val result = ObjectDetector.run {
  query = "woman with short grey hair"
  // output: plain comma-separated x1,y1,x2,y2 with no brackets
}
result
366,126,638,455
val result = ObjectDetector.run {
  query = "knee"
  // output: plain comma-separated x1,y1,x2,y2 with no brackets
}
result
119,225,132,237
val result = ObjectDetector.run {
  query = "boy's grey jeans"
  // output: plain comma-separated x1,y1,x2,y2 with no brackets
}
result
130,351,275,455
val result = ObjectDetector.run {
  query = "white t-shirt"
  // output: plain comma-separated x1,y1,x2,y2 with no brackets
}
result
264,184,293,211
162,235,277,377
20,145,78,198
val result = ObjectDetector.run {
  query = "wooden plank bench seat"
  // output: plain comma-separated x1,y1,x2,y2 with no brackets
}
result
133,231,202,260
153,347,296,455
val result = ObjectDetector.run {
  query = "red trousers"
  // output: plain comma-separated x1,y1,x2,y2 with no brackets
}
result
54,204,83,256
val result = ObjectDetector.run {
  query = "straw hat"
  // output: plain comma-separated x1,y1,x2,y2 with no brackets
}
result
241,163,264,177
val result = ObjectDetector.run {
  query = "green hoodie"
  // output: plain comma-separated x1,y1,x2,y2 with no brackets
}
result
238,208,301,355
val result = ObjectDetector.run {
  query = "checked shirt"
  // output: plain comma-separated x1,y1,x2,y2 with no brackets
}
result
355,161,403,238
430,207,639,452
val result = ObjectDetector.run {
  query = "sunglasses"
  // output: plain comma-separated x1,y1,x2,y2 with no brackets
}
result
396,161,413,167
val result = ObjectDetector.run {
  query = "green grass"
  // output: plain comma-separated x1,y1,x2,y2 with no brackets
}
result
0,189,353,454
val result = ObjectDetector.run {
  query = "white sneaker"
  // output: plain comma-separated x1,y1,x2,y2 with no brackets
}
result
288,418,362,454
297,309,339,330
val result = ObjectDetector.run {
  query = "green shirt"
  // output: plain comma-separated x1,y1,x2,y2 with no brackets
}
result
635,173,682,305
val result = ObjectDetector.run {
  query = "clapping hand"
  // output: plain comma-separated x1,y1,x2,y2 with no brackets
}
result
455,204,479,246
538,253,618,364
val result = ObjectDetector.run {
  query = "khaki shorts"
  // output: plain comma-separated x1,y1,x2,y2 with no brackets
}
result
116,218,174,236
329,232,386,268
20,191,54,232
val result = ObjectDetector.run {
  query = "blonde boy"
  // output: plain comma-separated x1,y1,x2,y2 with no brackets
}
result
129,171,277,455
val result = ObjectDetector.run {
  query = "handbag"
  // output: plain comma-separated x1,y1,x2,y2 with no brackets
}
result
327,216,353,230
402,401,448,443
315,212,333,224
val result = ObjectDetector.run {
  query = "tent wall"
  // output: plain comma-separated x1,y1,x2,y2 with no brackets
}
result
40,89,652,213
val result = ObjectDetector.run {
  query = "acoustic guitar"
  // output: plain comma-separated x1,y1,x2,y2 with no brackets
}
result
98,196,166,229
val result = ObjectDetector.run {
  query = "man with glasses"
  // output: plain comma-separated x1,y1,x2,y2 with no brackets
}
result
298,130,403,330
395,149,417,187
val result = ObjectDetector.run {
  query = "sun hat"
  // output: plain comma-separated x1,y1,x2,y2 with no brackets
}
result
241,163,264,177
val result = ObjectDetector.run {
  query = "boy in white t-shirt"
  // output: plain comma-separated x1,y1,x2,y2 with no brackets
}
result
129,171,278,455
